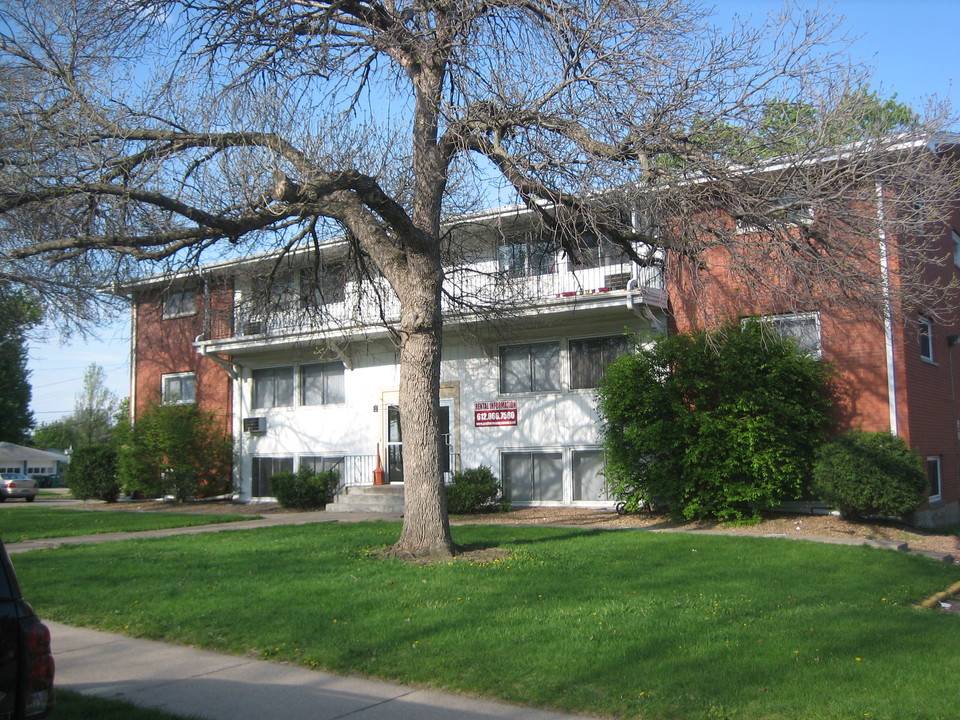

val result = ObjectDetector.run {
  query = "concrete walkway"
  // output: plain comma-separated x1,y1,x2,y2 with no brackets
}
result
5,509,400,554
51,622,592,720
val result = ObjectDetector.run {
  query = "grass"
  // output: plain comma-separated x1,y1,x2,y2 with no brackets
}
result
13,522,960,720
52,690,201,720
0,507,252,542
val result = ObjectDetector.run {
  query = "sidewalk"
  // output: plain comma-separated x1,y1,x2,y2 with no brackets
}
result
6,509,400,554
52,622,593,720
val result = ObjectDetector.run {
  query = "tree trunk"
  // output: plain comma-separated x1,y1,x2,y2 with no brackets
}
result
387,268,455,559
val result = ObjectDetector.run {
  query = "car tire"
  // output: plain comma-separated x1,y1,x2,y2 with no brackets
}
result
25,496,35,502
0,496,5,503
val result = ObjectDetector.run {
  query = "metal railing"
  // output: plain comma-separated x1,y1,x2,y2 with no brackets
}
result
211,261,665,341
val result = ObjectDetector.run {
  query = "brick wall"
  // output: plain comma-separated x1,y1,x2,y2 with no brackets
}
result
132,279,233,432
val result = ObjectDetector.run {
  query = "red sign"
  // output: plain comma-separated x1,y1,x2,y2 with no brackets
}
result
475,400,518,427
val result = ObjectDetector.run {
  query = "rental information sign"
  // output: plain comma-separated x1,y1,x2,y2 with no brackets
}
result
474,400,518,427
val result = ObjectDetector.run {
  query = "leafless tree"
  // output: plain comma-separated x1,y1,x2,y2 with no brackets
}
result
0,0,956,557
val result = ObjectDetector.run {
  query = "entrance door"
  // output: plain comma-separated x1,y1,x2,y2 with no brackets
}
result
385,404,452,483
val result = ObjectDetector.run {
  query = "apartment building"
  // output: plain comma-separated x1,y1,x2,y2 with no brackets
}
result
121,198,960,526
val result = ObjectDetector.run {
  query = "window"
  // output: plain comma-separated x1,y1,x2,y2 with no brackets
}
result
928,456,942,502
300,264,346,307
162,287,197,318
736,195,812,233
300,362,345,405
252,367,294,409
756,312,822,359
569,335,631,389
572,449,607,501
162,372,196,404
252,456,293,498
919,316,934,362
498,234,556,278
953,230,960,269
569,232,630,270
502,451,563,502
300,456,345,475
500,342,560,393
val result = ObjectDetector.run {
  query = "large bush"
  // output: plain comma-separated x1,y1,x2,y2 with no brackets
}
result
67,444,121,502
812,430,927,519
270,467,339,509
446,466,508,514
598,321,834,522
117,403,234,501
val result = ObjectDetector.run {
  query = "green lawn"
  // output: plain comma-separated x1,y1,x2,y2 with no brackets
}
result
52,690,201,720
13,522,960,720
0,507,252,542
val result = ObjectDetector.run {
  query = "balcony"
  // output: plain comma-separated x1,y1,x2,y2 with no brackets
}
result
203,259,666,347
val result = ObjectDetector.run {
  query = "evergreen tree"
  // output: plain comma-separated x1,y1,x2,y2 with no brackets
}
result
0,284,40,443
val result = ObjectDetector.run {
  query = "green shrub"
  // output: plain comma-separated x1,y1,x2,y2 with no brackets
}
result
270,467,339,509
446,466,508,514
812,430,927,519
67,444,121,502
117,403,234,501
598,321,834,522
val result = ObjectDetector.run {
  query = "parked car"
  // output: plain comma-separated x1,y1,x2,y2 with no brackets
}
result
0,539,55,718
0,474,39,503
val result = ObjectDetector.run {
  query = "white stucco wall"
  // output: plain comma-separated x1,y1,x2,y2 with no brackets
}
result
231,308,658,505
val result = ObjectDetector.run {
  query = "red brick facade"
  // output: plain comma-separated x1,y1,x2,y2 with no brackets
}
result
666,213,960,525
131,278,234,432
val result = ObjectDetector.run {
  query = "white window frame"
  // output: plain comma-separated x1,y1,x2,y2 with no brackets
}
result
752,311,822,359
568,335,631,390
735,197,813,234
161,372,196,405
300,362,345,406
162,287,197,319
501,449,564,503
299,455,345,475
251,456,293,498
919,316,934,362
927,455,942,503
498,233,556,278
252,366,295,409
499,341,561,394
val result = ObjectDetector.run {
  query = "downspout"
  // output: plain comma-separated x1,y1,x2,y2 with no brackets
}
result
876,182,899,436
195,335,244,499
626,277,664,333
129,302,138,423
626,206,665,334
195,335,240,380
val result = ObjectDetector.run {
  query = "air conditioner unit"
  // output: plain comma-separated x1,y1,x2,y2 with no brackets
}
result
242,321,264,336
243,417,266,435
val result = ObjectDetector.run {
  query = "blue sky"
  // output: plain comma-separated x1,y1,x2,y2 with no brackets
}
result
26,0,960,423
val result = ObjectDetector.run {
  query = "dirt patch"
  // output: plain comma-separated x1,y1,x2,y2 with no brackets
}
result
453,506,960,558
69,499,298,516
67,498,960,558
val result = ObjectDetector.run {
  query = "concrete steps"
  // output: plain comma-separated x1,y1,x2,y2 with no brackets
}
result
327,485,404,514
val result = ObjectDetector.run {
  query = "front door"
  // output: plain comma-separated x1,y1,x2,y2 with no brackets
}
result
385,403,452,483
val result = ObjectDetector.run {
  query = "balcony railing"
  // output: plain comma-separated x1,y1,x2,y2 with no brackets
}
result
208,260,664,342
